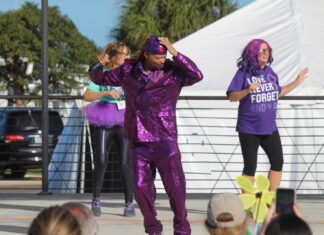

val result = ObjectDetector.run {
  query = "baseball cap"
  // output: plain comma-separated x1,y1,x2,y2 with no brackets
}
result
141,35,167,54
206,193,246,228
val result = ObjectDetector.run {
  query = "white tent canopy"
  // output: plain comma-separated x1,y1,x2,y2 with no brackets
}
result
153,0,324,194
175,0,324,96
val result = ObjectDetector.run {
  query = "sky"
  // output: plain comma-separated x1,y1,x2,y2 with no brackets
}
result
0,0,254,48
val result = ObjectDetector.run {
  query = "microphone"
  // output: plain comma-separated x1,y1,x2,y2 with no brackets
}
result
108,50,117,58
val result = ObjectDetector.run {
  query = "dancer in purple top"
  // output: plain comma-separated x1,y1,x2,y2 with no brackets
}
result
227,39,308,191
89,35,203,235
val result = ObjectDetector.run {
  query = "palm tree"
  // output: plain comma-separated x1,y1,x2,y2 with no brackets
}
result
112,0,237,54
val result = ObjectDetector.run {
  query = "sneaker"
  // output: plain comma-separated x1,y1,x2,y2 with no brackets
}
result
91,199,101,217
124,203,135,217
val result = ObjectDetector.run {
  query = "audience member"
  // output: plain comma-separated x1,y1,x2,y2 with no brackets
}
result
28,205,82,235
260,203,313,235
206,193,252,235
264,214,312,235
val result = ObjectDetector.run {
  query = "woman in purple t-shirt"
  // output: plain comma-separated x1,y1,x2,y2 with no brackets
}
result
226,39,308,191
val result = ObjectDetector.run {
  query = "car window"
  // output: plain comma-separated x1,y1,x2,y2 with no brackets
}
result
6,111,63,134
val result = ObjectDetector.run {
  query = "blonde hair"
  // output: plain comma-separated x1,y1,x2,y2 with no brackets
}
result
28,206,82,235
62,202,98,235
104,42,131,69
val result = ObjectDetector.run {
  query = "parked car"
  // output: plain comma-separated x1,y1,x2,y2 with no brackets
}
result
0,108,64,178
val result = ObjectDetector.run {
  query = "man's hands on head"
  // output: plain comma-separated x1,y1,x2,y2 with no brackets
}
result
158,37,178,56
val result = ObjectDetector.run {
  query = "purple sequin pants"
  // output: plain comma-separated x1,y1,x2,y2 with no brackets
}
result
130,141,191,235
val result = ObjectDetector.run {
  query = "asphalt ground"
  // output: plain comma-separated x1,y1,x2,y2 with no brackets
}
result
0,179,324,235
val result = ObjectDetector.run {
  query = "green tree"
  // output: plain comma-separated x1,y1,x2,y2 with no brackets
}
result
112,0,237,54
0,2,99,101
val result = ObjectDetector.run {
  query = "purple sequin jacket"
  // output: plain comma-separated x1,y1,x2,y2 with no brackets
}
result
89,53,203,142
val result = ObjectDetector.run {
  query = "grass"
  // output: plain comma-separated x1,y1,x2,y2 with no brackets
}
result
26,168,42,178
4,168,42,178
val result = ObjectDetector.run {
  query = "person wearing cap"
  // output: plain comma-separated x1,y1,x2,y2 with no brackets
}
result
206,193,252,235
89,35,203,235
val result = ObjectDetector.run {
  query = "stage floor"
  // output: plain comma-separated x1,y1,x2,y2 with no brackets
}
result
0,193,324,235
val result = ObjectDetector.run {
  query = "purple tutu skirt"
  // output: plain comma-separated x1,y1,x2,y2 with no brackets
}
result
83,102,125,127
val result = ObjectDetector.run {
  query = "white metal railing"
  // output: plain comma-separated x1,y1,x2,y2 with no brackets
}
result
1,96,324,195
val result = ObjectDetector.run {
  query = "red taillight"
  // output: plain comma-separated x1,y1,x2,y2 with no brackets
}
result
4,135,24,143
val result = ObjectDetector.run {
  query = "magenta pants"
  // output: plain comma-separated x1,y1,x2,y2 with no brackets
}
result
130,141,191,235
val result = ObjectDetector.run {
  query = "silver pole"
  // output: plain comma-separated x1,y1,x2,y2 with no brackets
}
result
80,116,87,193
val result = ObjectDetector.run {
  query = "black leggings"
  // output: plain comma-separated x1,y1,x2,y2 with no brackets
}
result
92,125,133,203
239,130,283,176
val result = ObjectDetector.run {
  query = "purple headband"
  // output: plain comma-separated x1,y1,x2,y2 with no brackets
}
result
141,35,167,54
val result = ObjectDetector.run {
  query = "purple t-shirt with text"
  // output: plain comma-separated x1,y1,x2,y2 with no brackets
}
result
227,67,282,135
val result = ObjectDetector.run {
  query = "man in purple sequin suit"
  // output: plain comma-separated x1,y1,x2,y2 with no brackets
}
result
89,35,203,235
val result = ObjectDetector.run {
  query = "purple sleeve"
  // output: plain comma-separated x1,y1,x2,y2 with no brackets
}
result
226,69,245,95
266,66,282,94
172,53,203,86
89,62,130,86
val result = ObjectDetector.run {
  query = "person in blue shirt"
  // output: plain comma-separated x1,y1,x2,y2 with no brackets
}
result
83,42,135,217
